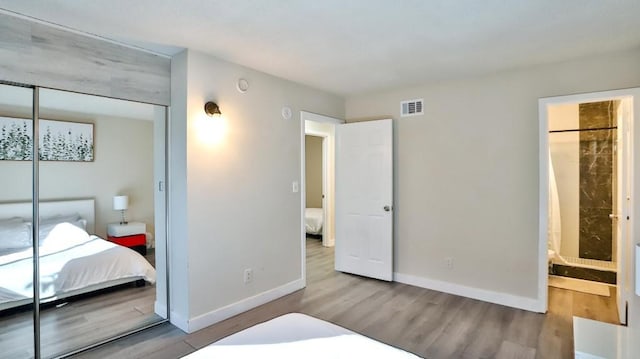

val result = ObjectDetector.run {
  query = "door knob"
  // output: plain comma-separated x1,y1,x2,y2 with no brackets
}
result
384,205,391,212
609,214,618,219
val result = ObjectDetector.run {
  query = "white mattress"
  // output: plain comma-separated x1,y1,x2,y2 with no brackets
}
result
305,208,324,235
0,223,155,309
183,313,421,358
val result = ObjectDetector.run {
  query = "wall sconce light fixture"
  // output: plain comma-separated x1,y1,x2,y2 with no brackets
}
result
204,101,222,117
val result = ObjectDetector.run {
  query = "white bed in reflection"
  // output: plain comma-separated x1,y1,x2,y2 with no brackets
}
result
305,208,323,235
183,313,420,358
0,199,155,311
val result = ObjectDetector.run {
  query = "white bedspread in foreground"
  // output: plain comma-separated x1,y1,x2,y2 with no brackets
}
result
183,313,421,358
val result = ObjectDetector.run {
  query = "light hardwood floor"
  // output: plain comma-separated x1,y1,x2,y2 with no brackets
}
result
73,238,619,359
0,251,160,359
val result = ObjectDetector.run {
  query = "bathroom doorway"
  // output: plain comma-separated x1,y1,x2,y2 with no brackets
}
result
539,89,637,325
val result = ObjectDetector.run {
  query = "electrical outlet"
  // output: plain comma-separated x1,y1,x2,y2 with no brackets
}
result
445,257,454,270
244,268,253,284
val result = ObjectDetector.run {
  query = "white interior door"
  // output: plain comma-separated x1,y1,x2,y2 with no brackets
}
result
335,119,393,281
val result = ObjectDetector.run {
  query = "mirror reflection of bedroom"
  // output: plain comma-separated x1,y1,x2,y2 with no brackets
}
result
0,84,167,358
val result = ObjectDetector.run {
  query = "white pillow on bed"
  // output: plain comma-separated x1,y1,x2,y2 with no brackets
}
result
38,213,83,235
39,222,91,251
37,218,87,242
0,214,86,251
22,214,87,243
0,220,32,251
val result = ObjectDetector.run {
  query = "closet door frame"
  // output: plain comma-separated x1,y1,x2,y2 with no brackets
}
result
31,86,41,358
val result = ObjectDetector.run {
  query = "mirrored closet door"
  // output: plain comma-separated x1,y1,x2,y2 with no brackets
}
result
0,84,168,359
0,83,35,358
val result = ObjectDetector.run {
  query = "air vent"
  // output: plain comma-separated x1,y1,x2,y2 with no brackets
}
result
400,99,424,117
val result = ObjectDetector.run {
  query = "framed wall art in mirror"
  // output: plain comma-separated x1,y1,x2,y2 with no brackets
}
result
0,117,94,162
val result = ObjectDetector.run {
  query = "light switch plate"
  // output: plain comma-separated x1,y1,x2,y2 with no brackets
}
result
292,181,299,193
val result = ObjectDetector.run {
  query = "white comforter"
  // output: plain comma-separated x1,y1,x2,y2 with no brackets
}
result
0,223,156,305
305,208,324,235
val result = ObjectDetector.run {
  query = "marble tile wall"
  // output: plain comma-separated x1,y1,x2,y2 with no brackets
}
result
578,101,616,261
552,264,616,284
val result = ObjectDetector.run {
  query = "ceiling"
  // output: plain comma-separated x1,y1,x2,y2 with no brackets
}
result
1,1,640,96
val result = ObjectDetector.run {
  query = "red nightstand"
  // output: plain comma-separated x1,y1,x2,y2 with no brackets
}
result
107,222,147,255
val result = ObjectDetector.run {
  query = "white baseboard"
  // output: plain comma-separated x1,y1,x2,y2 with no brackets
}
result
323,237,335,247
394,272,544,313
170,310,189,333
186,278,305,333
154,301,167,318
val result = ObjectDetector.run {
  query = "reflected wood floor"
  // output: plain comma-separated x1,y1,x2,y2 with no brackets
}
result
0,251,159,359
74,239,619,359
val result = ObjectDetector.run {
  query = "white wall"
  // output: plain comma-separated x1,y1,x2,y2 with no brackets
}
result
0,111,154,239
345,48,640,310
305,135,323,208
169,49,344,332
548,104,580,257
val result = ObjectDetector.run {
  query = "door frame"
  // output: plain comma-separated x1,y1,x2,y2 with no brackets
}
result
538,88,637,321
153,104,170,320
300,111,343,286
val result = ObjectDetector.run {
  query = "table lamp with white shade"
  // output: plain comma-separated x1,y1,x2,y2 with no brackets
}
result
113,195,129,225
